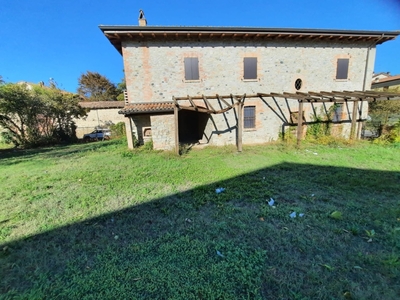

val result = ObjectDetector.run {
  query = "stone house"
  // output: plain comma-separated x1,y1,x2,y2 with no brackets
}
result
372,74,400,91
100,14,398,151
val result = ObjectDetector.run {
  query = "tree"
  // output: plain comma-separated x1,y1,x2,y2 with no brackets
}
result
0,82,86,147
0,75,4,84
77,71,118,101
369,86,400,124
116,77,126,101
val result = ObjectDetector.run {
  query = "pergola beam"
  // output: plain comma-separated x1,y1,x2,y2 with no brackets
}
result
171,90,400,153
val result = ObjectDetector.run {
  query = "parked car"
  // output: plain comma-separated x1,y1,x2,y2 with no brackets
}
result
83,129,111,140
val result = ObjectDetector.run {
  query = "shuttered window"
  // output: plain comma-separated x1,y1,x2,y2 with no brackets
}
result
184,57,199,80
336,59,349,80
244,57,257,80
244,106,256,129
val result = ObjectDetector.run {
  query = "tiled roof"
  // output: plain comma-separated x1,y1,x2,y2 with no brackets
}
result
119,102,175,115
79,101,125,109
373,74,400,84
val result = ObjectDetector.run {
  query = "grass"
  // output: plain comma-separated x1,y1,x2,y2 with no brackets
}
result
1,139,400,299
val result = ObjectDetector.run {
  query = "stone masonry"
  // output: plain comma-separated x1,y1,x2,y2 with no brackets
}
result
120,38,374,149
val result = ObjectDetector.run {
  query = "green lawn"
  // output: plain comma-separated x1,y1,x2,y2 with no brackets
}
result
1,139,399,299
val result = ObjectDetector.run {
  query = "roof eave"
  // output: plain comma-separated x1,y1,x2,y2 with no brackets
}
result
100,26,399,54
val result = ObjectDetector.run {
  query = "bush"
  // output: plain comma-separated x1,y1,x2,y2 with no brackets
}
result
373,120,400,144
143,139,153,150
110,122,126,138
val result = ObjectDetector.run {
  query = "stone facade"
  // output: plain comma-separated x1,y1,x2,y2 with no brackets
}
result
122,39,375,102
121,38,373,149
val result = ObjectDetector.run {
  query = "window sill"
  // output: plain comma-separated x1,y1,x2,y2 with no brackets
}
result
242,79,258,82
244,128,257,132
334,78,350,82
184,80,201,83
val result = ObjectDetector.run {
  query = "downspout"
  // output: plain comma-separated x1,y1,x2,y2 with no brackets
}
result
358,34,384,138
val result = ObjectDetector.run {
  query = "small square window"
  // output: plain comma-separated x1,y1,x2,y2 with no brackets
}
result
184,57,199,81
244,106,256,129
336,58,349,80
244,57,257,80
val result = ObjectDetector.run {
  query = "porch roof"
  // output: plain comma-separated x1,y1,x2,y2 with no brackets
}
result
119,102,174,115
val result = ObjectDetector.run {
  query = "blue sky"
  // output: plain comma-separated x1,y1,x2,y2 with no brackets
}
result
1,0,399,93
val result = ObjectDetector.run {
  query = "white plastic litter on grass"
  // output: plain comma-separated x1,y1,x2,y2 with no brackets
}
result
268,198,275,206
216,250,224,257
215,187,225,194
290,212,297,218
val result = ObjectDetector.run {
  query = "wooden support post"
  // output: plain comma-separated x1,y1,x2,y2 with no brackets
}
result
350,100,358,140
356,100,363,139
237,101,243,152
297,101,304,146
174,105,179,155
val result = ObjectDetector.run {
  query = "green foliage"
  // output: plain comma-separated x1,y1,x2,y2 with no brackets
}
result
110,122,126,138
143,139,153,150
279,126,297,143
0,82,86,148
179,143,191,155
306,107,334,140
373,120,400,144
77,71,118,101
116,76,126,101
369,87,400,125
330,210,343,220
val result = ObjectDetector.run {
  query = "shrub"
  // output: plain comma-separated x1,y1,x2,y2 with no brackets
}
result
143,139,153,150
110,122,126,138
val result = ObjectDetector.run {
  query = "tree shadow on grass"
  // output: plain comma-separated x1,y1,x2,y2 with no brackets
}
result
1,163,400,299
0,140,121,166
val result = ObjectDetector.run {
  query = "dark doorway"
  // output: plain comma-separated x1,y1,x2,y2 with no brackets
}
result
178,110,209,144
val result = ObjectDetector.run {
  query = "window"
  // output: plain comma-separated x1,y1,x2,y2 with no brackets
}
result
184,57,199,80
336,58,349,80
244,57,257,80
295,78,302,90
244,106,256,129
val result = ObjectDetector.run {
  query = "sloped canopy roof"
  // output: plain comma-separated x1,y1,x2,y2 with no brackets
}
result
371,74,400,88
99,25,399,54
119,102,174,115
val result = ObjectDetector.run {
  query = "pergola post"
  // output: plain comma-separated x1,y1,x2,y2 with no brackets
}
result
350,100,359,140
356,100,364,139
237,100,243,152
125,117,134,149
297,101,304,146
174,105,179,155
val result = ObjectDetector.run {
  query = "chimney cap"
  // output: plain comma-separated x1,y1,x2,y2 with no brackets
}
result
139,9,145,20
138,9,147,26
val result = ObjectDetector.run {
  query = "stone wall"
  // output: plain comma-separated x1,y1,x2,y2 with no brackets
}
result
150,114,175,150
122,39,374,102
74,108,125,138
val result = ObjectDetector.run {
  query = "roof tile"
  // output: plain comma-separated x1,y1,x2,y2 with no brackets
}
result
119,102,175,115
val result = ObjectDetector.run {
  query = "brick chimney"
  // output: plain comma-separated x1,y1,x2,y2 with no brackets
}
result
138,10,147,26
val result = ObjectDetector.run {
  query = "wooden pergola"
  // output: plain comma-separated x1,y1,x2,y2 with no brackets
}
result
172,91,400,154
